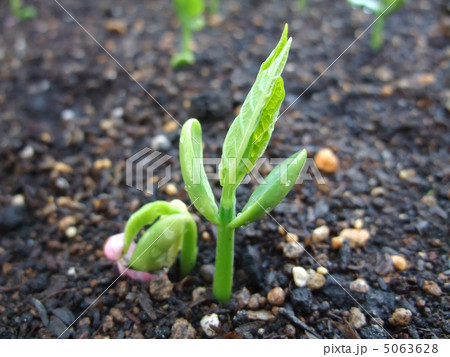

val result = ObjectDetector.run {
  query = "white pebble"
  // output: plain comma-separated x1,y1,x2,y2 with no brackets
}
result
20,145,34,159
283,242,304,259
61,109,75,121
292,266,309,287
200,313,220,337
111,107,124,118
312,225,330,243
151,134,171,151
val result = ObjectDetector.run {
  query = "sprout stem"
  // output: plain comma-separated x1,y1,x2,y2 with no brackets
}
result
212,186,236,302
371,15,385,51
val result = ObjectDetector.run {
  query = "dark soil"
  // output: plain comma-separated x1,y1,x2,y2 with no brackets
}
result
0,0,449,339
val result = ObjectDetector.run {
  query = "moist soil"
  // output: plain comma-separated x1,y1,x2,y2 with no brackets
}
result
0,0,449,339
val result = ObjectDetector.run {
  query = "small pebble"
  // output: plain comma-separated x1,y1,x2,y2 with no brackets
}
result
312,225,330,243
331,236,344,250
399,169,416,180
104,19,127,35
388,308,412,327
20,145,34,159
201,231,211,241
93,158,112,170
349,278,370,293
317,266,328,275
290,288,312,314
200,264,214,283
391,255,408,271
192,286,207,303
338,228,370,248
422,281,442,297
65,226,77,239
314,148,339,173
200,313,220,337
170,318,197,339
109,307,125,323
349,307,366,329
354,219,363,230
11,194,25,206
151,134,171,151
306,272,326,290
236,287,251,308
58,216,77,231
292,266,308,287
421,195,437,207
284,324,296,338
248,294,261,310
285,232,298,243
61,109,75,121
165,183,178,196
283,242,304,259
163,121,178,132
247,310,275,322
267,287,286,306
53,162,73,174
370,187,386,197
149,275,173,301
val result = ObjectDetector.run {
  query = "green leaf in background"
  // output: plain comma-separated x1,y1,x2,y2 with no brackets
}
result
9,0,37,20
123,201,183,255
229,149,307,228
180,118,220,224
219,24,292,188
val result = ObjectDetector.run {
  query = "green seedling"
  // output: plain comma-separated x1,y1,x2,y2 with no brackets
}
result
180,24,307,302
104,199,198,280
9,0,37,20
347,0,406,50
297,0,309,11
171,0,205,67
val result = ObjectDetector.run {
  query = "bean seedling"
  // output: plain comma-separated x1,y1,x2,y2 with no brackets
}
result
9,0,37,20
180,25,307,302
104,199,198,281
347,0,406,50
171,0,205,67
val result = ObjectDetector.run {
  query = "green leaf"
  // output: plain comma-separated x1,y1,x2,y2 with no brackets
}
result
129,214,186,271
229,149,307,228
123,201,183,255
219,24,292,188
173,0,205,18
240,77,285,177
180,119,220,224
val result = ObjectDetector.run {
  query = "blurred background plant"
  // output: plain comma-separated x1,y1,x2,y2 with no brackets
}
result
171,0,205,67
9,0,37,20
347,0,406,50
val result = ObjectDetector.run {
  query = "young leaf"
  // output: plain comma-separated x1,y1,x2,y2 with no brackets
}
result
229,149,307,228
123,201,183,255
219,24,292,188
129,214,186,271
180,119,220,224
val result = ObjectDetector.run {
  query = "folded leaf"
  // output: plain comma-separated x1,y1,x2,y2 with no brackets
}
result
219,24,292,188
229,149,307,228
123,201,183,255
129,214,186,271
180,118,220,224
